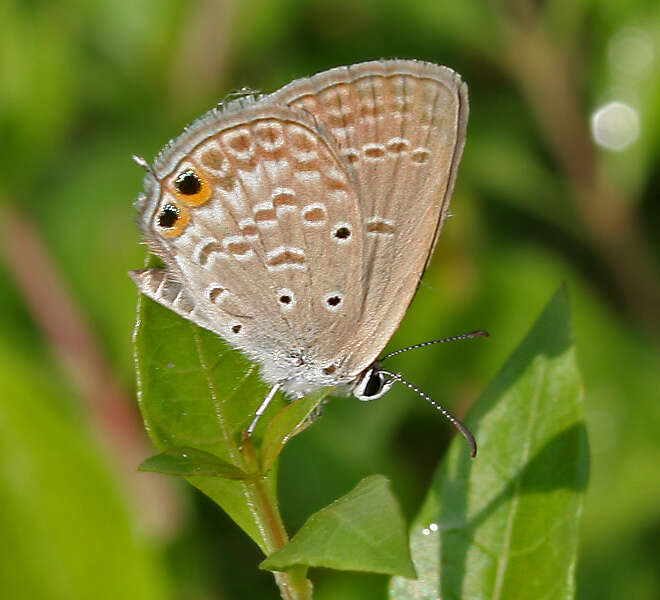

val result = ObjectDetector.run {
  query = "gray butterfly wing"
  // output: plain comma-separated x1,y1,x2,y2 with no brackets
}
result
132,103,366,390
268,59,469,374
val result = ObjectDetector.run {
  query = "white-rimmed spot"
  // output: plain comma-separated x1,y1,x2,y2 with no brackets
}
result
238,218,259,239
223,235,254,260
277,288,296,311
386,137,410,153
332,222,352,242
341,148,360,163
323,166,349,191
302,203,327,226
254,121,285,152
363,142,386,160
272,187,297,212
195,238,229,267
253,201,277,227
222,127,254,161
366,217,395,236
287,124,318,152
206,284,228,304
411,147,430,164
266,246,306,271
200,143,232,177
324,291,344,311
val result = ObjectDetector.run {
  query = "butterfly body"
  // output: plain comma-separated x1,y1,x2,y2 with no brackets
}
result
131,59,468,405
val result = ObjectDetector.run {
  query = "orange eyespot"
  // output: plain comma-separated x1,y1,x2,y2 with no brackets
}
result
173,168,212,206
156,202,190,238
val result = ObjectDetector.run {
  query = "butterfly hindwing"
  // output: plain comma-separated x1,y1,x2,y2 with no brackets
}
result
269,60,468,373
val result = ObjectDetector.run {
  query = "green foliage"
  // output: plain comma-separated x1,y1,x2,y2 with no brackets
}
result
139,447,251,479
0,344,170,600
135,294,287,551
135,274,586,597
262,476,416,578
261,389,332,473
391,287,587,599
1,0,659,598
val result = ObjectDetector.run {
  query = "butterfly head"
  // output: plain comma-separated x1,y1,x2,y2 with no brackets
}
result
351,331,489,458
353,362,394,401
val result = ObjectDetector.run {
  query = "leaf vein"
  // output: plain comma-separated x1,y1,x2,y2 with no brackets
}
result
491,360,547,600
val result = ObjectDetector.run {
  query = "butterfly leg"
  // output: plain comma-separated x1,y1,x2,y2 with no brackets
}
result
247,383,282,436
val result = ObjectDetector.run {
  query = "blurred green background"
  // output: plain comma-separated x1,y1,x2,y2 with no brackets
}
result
1,0,659,598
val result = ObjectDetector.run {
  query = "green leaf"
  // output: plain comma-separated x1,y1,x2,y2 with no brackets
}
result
261,475,416,578
134,292,288,552
0,343,170,600
260,388,333,473
139,447,251,479
390,286,588,599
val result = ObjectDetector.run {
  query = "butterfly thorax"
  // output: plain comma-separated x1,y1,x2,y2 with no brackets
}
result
241,343,357,398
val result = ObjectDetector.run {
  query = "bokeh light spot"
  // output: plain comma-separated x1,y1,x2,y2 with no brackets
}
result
590,101,640,151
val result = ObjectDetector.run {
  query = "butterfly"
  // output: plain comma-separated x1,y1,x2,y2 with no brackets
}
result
131,59,483,455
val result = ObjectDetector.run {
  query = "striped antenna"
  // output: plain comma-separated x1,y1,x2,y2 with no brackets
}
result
379,369,477,458
381,330,489,361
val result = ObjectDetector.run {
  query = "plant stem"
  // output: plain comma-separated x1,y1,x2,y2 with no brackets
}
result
241,438,313,599
248,476,313,599
274,567,314,600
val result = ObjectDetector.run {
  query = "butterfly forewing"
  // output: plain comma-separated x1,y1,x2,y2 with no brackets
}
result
268,60,468,374
134,104,366,383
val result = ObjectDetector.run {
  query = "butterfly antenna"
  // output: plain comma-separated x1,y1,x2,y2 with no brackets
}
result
381,330,489,361
380,370,477,458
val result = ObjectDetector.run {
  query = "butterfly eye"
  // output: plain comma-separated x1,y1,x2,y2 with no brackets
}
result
174,168,212,206
362,371,385,397
156,202,190,237
353,368,390,401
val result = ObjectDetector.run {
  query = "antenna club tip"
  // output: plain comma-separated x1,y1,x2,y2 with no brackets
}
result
474,330,490,339
464,432,478,458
